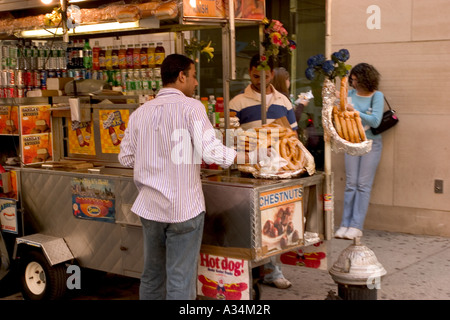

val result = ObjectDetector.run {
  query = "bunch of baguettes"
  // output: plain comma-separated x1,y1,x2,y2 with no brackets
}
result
332,77,367,143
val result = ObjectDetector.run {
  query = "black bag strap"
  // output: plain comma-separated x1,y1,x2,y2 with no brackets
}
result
368,94,395,113
384,96,393,111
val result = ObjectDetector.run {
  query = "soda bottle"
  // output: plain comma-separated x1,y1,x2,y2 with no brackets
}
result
24,40,32,70
111,45,119,70
8,43,18,69
140,43,148,69
147,42,155,68
215,97,224,128
17,41,25,70
208,95,216,126
118,44,127,69
99,46,106,70
155,42,165,67
75,40,84,69
83,40,93,70
105,46,112,70
126,44,134,69
201,97,208,114
133,44,141,69
92,40,101,70
31,41,38,70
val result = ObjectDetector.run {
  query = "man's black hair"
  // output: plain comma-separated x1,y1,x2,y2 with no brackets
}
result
161,54,195,86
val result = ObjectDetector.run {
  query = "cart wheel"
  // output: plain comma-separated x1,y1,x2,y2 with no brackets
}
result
20,250,67,300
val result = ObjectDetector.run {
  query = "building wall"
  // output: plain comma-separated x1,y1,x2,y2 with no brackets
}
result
330,0,450,236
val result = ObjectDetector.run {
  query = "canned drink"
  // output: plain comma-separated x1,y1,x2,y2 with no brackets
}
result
73,69,81,81
24,70,32,87
103,70,110,83
48,70,56,78
6,86,16,98
56,70,62,78
92,70,98,81
7,69,15,86
113,70,121,86
80,69,86,80
40,70,47,88
153,67,161,78
0,70,7,87
85,69,92,80
16,70,25,87
17,87,25,98
61,69,68,78
33,71,40,89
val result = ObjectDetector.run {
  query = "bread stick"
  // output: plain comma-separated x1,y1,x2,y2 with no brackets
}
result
354,112,366,141
333,106,344,138
344,111,355,142
340,77,348,111
339,113,349,141
349,112,361,143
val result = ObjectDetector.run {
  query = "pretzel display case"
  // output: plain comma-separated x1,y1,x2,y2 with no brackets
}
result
322,78,372,156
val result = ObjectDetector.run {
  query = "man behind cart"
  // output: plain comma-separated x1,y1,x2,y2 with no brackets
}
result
118,54,237,300
229,54,295,289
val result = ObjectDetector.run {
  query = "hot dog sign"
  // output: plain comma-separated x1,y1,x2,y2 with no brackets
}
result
197,253,250,300
260,185,304,253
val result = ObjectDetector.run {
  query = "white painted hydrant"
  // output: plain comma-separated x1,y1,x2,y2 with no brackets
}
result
329,237,387,300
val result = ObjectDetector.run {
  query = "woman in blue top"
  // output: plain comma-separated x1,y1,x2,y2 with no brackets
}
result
335,63,384,240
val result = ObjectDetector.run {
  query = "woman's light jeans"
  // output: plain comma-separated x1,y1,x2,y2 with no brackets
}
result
139,212,205,300
341,138,382,230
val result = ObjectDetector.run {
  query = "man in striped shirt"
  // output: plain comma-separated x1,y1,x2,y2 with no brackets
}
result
119,54,236,300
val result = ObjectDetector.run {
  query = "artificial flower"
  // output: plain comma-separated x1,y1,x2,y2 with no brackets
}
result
305,49,352,82
201,41,214,60
184,38,215,62
259,18,296,70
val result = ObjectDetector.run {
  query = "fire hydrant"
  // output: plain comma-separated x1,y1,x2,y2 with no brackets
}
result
329,237,386,300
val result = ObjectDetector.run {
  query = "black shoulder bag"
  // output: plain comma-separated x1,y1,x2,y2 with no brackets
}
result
370,96,399,135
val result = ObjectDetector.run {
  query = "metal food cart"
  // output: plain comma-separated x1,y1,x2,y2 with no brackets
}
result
0,0,333,300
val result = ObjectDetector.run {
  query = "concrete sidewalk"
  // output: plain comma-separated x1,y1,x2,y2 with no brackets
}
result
2,229,450,300
260,229,450,300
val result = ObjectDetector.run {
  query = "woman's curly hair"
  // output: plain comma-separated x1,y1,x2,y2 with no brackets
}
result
349,63,380,92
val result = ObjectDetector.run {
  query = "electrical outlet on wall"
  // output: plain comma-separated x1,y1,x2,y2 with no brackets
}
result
434,179,444,194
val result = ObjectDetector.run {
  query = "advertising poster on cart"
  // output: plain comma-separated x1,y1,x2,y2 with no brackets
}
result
197,252,250,300
0,198,17,234
71,177,115,223
68,120,96,155
0,105,19,134
99,109,129,154
260,185,304,253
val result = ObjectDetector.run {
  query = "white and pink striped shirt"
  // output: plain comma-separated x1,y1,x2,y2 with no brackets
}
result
119,88,236,223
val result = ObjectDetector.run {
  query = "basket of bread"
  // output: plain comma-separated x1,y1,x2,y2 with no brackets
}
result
322,77,372,156
237,118,315,179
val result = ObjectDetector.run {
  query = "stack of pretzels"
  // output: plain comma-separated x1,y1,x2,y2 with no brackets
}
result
332,77,367,143
237,123,308,174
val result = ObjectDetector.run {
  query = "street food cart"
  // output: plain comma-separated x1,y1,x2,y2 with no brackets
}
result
0,0,333,300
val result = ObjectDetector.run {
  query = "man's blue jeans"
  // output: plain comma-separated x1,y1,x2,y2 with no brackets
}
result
341,138,382,230
139,212,205,300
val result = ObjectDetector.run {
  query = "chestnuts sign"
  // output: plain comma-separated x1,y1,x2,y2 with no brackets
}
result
260,185,304,253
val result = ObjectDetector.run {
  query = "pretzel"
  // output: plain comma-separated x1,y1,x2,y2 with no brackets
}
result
333,106,344,138
340,77,348,111
353,112,366,141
